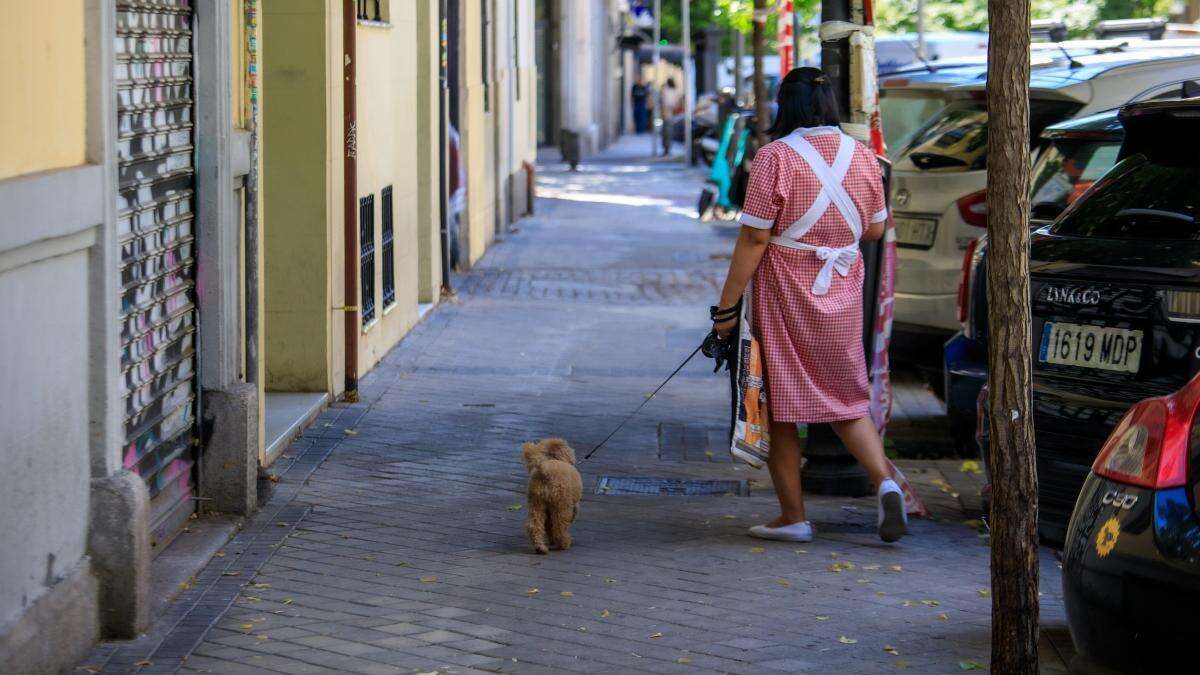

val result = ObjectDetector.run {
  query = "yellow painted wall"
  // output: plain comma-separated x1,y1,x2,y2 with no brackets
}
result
355,7,421,373
416,0,443,302
261,0,333,393
0,1,87,180
460,0,497,265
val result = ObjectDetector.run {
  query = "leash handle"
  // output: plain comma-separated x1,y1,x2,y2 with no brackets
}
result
583,343,705,461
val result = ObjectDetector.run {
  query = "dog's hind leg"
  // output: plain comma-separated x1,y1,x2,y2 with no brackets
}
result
548,508,573,551
526,506,550,554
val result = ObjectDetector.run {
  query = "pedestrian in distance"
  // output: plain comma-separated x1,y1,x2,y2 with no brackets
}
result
631,76,651,134
711,67,907,544
659,77,682,156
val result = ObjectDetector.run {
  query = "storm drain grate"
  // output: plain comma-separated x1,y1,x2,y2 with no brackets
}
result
595,476,749,496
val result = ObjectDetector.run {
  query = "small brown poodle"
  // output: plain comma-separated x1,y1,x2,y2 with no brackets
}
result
521,438,582,554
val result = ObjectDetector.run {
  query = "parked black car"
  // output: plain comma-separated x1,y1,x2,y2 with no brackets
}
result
945,110,1125,457
1062,368,1200,671
982,98,1200,546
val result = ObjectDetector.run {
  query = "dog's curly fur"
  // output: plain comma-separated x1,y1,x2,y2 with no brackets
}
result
521,438,582,554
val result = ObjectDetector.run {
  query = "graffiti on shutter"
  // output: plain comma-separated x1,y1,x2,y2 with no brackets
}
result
115,0,200,551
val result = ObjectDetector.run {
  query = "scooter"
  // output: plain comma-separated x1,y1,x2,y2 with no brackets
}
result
697,110,751,221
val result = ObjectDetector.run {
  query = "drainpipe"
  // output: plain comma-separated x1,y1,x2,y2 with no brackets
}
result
343,0,360,400
245,0,259,387
438,0,452,292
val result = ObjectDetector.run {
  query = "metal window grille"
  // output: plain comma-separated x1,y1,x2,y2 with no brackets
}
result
357,0,383,21
360,194,376,325
381,185,395,308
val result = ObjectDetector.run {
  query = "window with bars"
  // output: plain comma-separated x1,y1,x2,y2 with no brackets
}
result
359,194,376,326
356,0,388,22
381,185,395,308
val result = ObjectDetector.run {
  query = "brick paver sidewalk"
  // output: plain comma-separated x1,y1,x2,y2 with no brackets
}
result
81,135,1073,674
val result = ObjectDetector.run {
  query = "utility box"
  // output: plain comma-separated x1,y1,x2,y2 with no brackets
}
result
559,128,582,171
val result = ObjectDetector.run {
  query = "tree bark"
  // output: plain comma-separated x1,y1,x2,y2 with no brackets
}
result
985,0,1039,672
752,0,768,147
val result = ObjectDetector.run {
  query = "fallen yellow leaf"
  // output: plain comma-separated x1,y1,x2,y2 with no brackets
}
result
921,600,940,607
889,565,903,572
240,623,254,631
977,589,991,597
776,579,791,587
960,460,982,474
507,504,523,511
526,588,539,595
600,609,610,618
650,632,664,639
884,645,899,655
749,546,765,553
838,636,858,644
283,598,293,605
678,657,692,664
419,576,437,583
937,613,949,621
560,591,574,598
815,615,830,621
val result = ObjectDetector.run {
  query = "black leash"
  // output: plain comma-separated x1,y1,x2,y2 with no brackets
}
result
583,343,706,461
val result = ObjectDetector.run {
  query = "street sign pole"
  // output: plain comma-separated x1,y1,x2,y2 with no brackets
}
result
682,0,692,165
651,0,661,156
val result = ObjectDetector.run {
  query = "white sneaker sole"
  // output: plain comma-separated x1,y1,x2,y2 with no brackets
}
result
748,524,814,542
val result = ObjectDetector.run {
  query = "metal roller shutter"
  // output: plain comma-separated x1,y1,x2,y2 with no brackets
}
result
115,0,200,551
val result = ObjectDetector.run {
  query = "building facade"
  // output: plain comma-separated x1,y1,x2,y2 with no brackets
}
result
0,0,536,670
535,0,627,154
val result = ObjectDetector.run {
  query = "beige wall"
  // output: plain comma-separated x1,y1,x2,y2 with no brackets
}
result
355,6,421,372
0,1,87,180
261,0,335,393
416,0,444,302
460,0,497,265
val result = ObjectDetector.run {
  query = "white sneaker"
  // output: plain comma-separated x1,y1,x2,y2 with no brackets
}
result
877,479,908,543
748,521,814,542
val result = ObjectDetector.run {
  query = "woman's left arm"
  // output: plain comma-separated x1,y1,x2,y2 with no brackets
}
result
713,226,771,334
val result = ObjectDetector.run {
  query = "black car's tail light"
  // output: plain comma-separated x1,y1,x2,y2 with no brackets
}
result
1164,290,1200,323
1092,372,1199,489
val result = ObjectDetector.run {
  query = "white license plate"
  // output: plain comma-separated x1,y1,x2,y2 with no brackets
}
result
1038,322,1143,374
894,216,938,247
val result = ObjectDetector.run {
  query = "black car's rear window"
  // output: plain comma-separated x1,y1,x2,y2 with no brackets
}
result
1051,154,1200,240
896,98,1080,172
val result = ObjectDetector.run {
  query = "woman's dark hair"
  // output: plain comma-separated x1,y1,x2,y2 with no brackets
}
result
666,77,677,88
767,67,841,139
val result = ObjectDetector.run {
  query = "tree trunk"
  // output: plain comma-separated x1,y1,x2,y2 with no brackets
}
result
985,0,1039,672
752,0,768,147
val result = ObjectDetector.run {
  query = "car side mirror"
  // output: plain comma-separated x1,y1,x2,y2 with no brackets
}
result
1183,80,1200,98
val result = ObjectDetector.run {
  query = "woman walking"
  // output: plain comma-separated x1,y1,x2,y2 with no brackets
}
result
712,67,906,544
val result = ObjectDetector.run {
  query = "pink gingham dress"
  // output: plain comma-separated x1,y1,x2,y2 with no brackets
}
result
738,126,888,423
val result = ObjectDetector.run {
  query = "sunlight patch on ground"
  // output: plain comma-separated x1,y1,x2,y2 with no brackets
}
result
538,187,675,208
